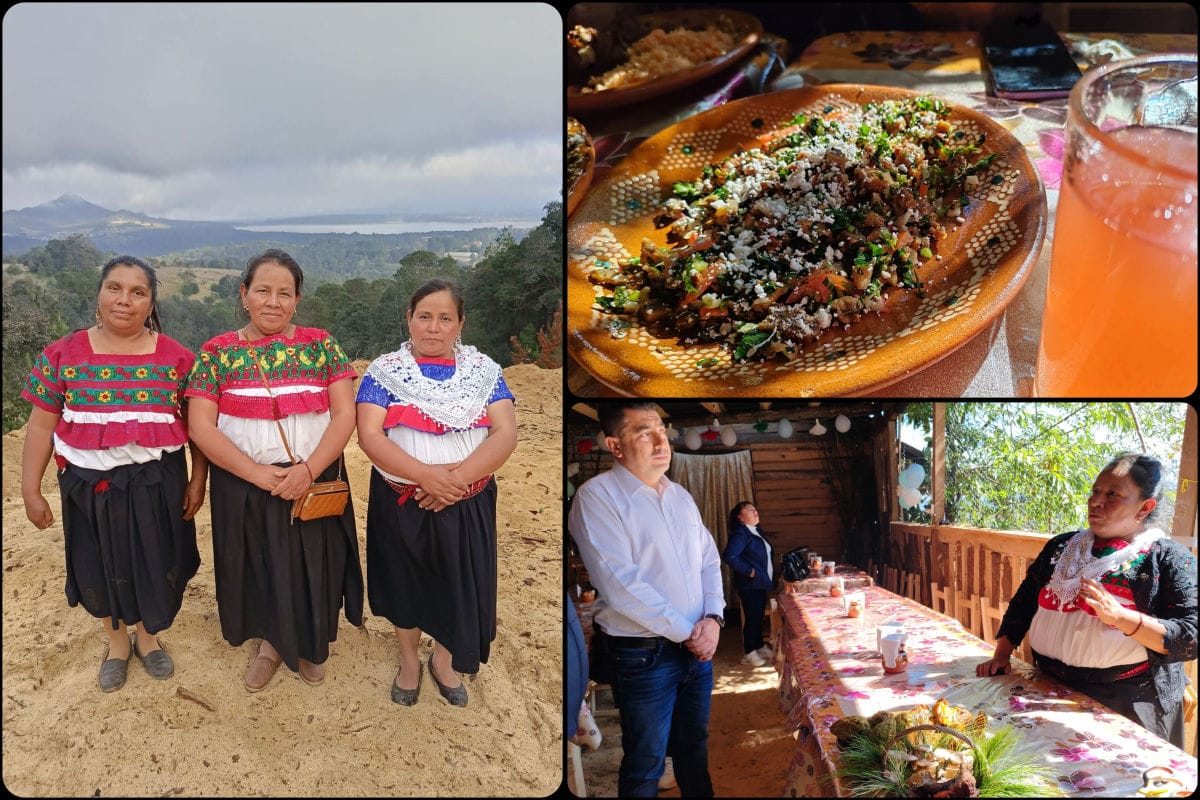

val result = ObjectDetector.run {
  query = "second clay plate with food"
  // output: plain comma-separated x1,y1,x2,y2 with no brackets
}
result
566,85,1047,397
567,8,763,112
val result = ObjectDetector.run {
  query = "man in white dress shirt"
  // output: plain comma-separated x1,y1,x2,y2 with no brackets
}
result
568,401,724,797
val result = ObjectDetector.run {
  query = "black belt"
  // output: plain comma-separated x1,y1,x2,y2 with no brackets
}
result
596,624,683,650
1033,651,1151,684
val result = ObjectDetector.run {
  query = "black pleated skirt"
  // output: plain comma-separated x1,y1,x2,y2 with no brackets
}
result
365,467,498,675
58,447,200,633
208,460,364,671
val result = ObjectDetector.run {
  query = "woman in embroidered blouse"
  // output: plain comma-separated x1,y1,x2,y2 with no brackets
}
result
356,278,517,707
976,454,1198,748
20,255,206,692
185,249,363,692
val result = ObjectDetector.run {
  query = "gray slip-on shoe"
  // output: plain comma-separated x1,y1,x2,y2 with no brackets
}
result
390,661,422,706
132,632,174,679
428,654,467,707
99,640,132,692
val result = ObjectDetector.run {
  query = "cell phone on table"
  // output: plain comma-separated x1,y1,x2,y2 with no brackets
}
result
983,20,1083,100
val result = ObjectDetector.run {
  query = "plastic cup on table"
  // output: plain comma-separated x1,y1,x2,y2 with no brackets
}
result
1035,53,1197,396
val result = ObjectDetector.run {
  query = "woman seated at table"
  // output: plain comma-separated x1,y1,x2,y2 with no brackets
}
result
976,454,1197,748
722,501,774,667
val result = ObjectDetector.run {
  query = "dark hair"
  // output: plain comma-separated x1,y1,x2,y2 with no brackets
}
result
597,401,659,438
728,501,754,530
408,277,465,319
99,255,162,333
242,249,304,300
1103,453,1164,521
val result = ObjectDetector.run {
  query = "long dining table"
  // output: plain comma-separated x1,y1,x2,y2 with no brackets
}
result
773,580,1198,797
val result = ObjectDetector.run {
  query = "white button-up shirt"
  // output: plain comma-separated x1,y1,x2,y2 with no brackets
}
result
568,462,725,642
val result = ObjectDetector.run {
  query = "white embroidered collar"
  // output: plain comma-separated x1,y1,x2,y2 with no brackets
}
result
365,341,500,430
1045,527,1165,604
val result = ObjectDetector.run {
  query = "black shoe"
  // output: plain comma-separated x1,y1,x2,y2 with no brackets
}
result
98,639,131,692
391,660,422,706
132,632,174,679
428,654,467,707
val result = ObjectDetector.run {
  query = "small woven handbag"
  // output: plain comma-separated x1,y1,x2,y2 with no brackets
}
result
249,345,349,523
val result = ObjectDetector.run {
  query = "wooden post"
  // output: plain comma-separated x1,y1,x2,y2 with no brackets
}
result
932,403,946,525
1174,406,1198,757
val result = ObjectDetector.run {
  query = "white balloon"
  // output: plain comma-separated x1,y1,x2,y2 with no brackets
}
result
566,481,576,499
596,430,609,452
835,414,851,433
720,427,737,446
777,418,793,438
898,486,921,508
907,463,925,486
685,428,702,450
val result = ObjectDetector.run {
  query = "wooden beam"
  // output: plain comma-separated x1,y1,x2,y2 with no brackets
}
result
1172,404,1197,551
932,403,946,525
700,402,723,416
571,402,598,422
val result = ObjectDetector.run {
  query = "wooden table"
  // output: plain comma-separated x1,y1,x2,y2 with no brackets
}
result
774,584,1198,797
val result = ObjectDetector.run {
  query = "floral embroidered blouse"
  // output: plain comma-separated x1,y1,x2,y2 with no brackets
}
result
184,326,354,464
21,329,194,469
998,530,1198,708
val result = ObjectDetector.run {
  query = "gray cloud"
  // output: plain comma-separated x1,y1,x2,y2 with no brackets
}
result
2,2,562,220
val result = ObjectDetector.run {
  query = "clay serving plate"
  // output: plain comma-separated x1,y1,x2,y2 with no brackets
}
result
567,8,763,113
567,117,595,218
566,85,1047,397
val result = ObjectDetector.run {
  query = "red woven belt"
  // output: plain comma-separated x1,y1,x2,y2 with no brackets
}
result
383,475,491,507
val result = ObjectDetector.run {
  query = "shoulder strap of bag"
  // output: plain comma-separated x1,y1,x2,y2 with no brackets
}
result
245,340,298,466
246,338,342,480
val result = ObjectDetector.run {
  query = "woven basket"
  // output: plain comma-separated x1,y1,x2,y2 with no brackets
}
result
884,723,983,798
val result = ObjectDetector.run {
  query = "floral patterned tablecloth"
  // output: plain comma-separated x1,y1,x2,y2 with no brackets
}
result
775,585,1198,797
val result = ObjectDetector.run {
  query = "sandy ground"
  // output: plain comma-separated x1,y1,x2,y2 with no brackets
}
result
1,364,563,798
574,622,794,797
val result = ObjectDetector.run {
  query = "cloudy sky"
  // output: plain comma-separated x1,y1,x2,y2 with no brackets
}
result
2,3,562,222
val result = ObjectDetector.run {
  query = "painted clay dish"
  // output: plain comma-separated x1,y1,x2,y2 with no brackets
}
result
566,85,1047,397
567,117,595,218
567,9,763,113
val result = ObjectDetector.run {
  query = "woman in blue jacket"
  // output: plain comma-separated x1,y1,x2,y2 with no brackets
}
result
722,501,774,666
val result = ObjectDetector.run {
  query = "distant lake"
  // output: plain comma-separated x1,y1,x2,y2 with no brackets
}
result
235,219,539,235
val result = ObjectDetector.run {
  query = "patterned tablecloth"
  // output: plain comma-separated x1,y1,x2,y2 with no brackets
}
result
567,28,1197,397
774,585,1198,797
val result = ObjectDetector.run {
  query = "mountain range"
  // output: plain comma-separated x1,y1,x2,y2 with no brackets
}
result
1,195,529,258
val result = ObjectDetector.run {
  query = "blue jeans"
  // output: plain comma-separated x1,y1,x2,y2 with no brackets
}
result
608,638,714,797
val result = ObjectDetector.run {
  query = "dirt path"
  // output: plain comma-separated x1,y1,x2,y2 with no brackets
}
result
1,365,563,797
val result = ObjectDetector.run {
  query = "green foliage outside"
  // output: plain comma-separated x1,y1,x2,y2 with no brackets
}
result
896,403,1188,534
1,202,563,434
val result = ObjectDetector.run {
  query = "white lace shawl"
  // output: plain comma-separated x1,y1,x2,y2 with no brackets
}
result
364,341,501,431
1045,527,1166,604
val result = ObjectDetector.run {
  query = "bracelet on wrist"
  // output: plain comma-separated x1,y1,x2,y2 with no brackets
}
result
1124,613,1144,637
301,461,315,483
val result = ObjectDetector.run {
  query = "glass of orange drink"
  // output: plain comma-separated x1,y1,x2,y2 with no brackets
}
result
1035,54,1197,397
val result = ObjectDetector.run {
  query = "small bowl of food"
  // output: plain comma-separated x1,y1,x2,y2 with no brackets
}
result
567,117,595,218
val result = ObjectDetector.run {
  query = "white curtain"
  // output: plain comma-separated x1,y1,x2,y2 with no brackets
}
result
669,449,755,612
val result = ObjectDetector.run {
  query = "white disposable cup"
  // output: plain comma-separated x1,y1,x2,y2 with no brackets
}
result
881,634,904,668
